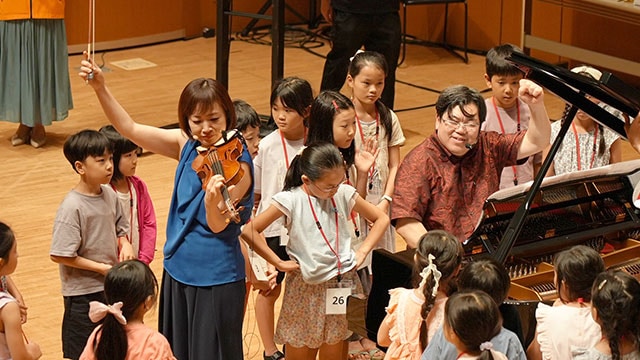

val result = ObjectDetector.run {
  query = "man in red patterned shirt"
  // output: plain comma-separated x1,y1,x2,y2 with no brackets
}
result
391,80,550,248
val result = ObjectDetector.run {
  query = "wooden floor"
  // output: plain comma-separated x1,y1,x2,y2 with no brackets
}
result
1,35,638,359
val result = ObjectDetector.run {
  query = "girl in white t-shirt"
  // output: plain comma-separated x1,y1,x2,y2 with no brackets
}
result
241,142,389,360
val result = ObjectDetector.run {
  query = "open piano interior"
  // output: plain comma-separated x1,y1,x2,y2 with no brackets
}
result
463,159,640,301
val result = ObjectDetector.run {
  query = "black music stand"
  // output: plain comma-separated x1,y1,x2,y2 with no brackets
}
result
491,52,640,263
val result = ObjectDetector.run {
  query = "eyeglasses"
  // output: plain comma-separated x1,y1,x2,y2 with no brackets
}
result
310,176,347,193
441,118,480,130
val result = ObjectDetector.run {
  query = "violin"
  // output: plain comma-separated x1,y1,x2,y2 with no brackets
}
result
192,129,245,224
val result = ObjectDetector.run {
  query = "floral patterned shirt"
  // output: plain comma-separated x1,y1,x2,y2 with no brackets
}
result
391,131,525,241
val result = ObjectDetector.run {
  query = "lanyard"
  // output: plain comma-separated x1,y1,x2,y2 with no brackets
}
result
305,185,342,280
344,173,361,238
355,108,379,190
492,97,520,186
111,178,134,242
572,123,598,171
279,130,290,169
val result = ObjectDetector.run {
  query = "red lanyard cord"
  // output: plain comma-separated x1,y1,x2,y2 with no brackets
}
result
492,97,520,186
355,108,379,191
279,130,290,169
344,174,361,238
572,123,598,171
304,185,342,280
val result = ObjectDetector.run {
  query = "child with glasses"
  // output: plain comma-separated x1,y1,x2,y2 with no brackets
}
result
241,142,389,360
392,81,551,248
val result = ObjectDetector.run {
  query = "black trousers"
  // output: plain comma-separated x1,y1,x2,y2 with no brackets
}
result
320,10,401,109
158,271,246,360
62,291,105,360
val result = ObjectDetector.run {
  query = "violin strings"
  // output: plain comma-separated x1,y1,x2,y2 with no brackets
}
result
207,152,230,197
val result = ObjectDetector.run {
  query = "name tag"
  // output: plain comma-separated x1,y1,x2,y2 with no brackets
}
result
325,279,353,315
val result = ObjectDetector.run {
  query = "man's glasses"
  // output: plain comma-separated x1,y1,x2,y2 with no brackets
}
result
441,118,480,131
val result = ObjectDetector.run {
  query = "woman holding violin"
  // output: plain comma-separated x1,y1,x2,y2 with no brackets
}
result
79,56,287,360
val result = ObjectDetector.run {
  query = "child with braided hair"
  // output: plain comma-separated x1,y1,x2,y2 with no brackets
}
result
572,269,640,360
377,230,462,359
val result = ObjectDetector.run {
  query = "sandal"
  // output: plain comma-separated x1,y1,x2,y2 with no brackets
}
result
348,350,370,360
264,350,285,360
368,348,385,360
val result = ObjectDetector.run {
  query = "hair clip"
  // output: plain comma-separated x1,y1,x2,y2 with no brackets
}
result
479,341,493,351
349,49,365,62
597,279,607,290
332,100,340,111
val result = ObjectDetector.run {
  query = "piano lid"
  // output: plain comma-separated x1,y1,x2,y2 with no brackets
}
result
507,52,640,140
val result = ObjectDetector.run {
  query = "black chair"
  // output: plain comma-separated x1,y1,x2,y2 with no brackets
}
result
399,0,469,65
365,248,416,343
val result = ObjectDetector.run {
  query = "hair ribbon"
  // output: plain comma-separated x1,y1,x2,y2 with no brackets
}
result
418,254,442,298
479,341,493,351
88,301,127,325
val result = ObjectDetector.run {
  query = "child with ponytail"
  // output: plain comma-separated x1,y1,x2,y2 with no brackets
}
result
376,230,463,359
443,290,507,360
241,142,389,360
79,260,175,360
572,270,640,360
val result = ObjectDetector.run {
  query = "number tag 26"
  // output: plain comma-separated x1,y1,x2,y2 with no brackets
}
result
325,280,353,315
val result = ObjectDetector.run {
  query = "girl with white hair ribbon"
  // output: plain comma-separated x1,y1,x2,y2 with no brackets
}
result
377,230,463,360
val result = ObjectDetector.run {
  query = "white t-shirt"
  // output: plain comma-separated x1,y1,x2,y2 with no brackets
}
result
535,302,601,360
254,130,305,238
482,97,540,189
115,184,139,258
272,184,358,284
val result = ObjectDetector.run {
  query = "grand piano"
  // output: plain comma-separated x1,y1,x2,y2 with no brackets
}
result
361,52,640,349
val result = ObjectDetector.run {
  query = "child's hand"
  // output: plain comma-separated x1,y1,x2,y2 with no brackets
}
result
276,260,299,273
355,249,369,269
26,341,42,359
518,79,545,106
118,238,135,261
98,263,112,276
16,299,27,324
253,268,278,294
79,51,104,88
355,137,379,174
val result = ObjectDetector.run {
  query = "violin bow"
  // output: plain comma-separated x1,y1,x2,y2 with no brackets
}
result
86,0,96,82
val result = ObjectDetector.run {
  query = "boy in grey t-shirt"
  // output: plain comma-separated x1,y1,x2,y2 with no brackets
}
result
50,130,133,360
